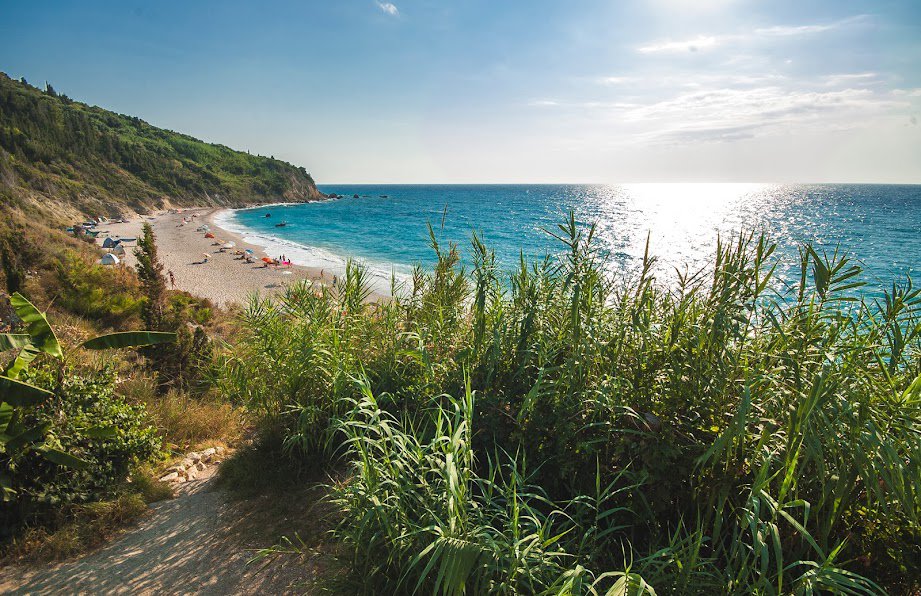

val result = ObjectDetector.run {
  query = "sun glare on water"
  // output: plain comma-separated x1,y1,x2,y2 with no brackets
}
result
582,183,774,276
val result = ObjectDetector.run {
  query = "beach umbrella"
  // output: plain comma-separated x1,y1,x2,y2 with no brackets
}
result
202,253,210,260
245,249,254,254
205,232,215,238
223,242,236,249
262,257,274,264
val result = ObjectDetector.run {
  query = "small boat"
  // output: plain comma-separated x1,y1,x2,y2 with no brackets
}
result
380,195,389,198
275,221,287,228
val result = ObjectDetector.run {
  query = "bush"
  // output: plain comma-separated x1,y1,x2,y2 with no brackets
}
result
53,250,142,327
1,363,161,537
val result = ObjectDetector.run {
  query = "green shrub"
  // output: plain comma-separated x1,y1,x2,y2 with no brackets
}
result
1,364,161,536
53,250,142,327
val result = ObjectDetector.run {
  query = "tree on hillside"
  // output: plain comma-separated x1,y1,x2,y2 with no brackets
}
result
133,223,213,393
135,223,165,330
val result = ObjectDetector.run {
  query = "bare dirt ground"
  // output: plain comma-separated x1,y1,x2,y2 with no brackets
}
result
0,466,329,595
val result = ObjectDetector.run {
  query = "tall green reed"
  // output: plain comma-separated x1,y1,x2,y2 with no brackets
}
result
225,213,921,593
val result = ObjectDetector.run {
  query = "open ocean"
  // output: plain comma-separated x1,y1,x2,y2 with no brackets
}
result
215,184,920,297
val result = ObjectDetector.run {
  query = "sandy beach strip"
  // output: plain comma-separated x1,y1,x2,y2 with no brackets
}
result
93,208,337,307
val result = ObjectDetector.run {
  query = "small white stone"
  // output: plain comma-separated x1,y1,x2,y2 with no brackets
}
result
159,472,179,482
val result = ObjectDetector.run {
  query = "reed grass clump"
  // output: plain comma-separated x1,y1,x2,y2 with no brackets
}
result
222,215,921,594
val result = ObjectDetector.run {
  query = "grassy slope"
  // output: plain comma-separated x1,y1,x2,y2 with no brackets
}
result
0,72,323,224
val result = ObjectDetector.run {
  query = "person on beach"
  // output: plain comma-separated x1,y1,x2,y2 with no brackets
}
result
168,270,176,288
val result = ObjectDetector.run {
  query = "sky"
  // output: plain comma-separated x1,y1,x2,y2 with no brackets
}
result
2,0,920,183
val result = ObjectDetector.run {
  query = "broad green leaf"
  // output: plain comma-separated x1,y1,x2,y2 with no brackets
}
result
0,375,54,407
41,447,91,470
80,331,177,350
9,293,62,358
83,425,118,439
3,421,51,451
0,333,32,352
0,402,11,434
4,344,40,379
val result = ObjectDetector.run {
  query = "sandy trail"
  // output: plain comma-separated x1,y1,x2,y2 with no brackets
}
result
0,466,320,595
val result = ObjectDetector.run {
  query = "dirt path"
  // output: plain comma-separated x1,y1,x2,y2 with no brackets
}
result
0,467,321,595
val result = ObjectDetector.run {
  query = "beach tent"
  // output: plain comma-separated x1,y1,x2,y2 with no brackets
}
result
100,253,120,266
205,232,215,239
102,237,121,248
112,244,126,256
223,242,235,249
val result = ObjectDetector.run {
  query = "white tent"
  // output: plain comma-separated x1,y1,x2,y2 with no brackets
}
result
100,253,120,266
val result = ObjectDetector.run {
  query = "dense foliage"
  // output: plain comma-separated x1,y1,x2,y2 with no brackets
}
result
3,364,160,537
1,292,174,540
223,219,921,594
0,72,322,217
134,223,214,393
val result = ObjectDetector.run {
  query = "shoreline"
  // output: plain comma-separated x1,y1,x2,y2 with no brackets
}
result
95,208,340,307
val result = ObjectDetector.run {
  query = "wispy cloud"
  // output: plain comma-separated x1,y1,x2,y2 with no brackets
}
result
636,15,867,54
638,35,720,54
375,1,398,16
530,86,909,146
753,23,836,36
596,76,635,86
821,72,880,86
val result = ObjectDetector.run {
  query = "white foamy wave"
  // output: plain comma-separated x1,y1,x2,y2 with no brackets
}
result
213,209,411,295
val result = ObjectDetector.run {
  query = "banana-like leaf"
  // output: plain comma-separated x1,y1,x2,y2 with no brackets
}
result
80,331,177,350
0,375,54,407
0,333,32,352
41,447,91,470
2,421,51,451
0,402,12,433
10,293,62,358
5,344,39,379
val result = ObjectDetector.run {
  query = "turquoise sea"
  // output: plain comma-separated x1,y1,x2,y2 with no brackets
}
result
216,184,920,296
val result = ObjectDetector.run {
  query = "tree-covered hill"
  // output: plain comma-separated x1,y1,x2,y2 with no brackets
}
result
0,72,323,219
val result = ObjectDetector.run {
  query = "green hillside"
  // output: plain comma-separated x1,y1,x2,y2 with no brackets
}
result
0,72,323,219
